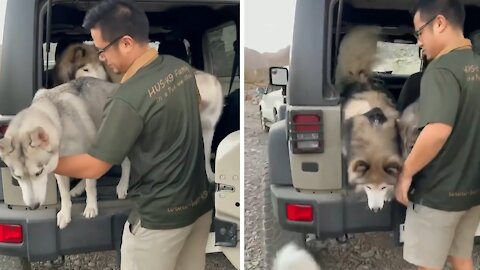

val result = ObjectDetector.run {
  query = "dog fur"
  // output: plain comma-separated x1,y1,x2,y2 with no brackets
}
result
272,242,321,270
337,26,403,212
0,78,130,229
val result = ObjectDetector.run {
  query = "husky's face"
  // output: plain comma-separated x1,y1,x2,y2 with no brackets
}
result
57,44,109,84
348,155,402,212
0,127,59,209
75,62,108,81
348,157,402,185
356,183,394,212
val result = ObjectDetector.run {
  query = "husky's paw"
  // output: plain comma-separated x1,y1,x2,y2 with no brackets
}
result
83,204,98,219
116,181,128,200
57,210,72,229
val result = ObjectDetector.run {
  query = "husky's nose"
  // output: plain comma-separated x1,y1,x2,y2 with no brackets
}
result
371,207,381,213
29,203,40,210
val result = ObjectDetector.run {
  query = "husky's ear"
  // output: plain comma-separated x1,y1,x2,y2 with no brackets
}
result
29,127,49,149
57,45,84,83
57,63,75,84
0,137,14,158
74,47,87,62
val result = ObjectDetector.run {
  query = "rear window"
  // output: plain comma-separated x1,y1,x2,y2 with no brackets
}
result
373,41,421,75
205,22,238,77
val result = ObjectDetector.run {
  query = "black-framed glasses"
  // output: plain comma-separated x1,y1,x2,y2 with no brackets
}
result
414,15,437,38
96,35,124,56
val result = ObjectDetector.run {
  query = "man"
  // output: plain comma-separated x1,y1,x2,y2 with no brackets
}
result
395,0,480,270
54,0,213,269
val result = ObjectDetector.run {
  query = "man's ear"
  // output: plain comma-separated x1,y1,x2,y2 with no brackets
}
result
435,15,448,33
120,36,134,52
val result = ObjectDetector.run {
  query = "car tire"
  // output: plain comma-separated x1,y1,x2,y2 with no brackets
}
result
263,173,305,269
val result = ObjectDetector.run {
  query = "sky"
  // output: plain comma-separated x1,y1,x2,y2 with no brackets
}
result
245,0,297,53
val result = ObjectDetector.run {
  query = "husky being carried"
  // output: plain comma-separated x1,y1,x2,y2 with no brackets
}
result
0,78,130,229
336,26,403,212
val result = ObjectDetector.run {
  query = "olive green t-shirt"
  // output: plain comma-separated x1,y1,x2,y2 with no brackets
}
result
89,55,213,229
409,48,480,211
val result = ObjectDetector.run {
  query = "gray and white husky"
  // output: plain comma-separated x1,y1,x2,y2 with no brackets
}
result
336,26,403,212
0,78,130,229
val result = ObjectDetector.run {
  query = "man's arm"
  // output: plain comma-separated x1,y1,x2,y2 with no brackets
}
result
402,123,452,177
54,154,112,179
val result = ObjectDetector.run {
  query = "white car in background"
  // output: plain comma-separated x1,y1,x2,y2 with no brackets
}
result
259,84,285,132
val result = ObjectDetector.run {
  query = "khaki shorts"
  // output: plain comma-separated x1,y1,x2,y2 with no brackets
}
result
120,210,213,270
403,203,480,269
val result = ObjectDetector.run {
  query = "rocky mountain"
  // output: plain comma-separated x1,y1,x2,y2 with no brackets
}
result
244,46,290,84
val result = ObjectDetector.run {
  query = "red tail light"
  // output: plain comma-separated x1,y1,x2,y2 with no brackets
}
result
290,112,323,153
286,203,314,222
0,224,23,244
293,115,320,132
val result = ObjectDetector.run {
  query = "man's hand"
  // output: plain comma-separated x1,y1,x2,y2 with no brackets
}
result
395,172,413,206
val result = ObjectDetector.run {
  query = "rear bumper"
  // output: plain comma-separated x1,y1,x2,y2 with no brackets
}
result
270,184,406,239
0,200,131,262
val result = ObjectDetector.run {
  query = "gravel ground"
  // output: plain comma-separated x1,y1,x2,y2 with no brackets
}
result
244,98,269,270
0,251,235,270
243,95,480,270
0,248,233,270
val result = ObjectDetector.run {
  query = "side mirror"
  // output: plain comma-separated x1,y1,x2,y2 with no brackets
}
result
269,67,288,86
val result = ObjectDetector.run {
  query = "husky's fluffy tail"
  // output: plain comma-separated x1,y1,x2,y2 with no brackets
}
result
272,242,321,270
335,26,381,91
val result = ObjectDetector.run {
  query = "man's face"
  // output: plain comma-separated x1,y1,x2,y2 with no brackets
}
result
414,12,440,60
91,28,126,74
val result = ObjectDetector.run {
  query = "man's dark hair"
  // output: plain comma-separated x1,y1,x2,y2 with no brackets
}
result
83,0,149,43
412,0,465,29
